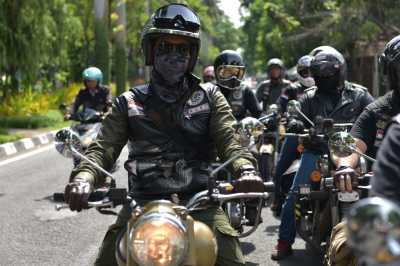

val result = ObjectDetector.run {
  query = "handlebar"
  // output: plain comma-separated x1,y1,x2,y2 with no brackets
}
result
56,182,275,212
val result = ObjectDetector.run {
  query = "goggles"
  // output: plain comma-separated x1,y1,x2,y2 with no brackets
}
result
217,65,245,80
154,4,200,32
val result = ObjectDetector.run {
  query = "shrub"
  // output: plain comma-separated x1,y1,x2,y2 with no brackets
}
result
0,110,64,129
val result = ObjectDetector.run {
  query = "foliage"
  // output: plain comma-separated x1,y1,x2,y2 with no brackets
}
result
0,110,64,129
0,83,81,117
240,0,400,75
0,128,22,144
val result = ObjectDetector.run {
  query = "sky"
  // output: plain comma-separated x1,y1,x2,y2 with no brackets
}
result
217,0,242,28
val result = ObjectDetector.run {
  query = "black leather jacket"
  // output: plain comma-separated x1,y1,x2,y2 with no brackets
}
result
256,79,292,111
299,81,374,126
220,84,262,120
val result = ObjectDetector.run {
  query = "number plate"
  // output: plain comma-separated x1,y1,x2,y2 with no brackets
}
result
299,185,311,195
338,191,359,202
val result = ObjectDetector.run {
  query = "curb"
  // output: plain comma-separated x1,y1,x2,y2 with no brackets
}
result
0,129,60,160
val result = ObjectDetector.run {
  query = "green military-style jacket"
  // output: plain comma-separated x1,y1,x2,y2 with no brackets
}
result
71,74,256,198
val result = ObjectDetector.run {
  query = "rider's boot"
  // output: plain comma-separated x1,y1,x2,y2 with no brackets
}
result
270,239,293,260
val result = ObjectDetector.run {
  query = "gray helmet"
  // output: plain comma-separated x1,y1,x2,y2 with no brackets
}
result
347,197,400,265
141,3,201,71
267,58,284,71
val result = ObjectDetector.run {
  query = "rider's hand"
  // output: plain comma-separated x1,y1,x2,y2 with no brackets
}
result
64,178,93,212
334,166,356,193
64,113,71,121
235,166,264,193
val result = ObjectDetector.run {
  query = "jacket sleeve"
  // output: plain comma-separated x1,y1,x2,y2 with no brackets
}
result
70,96,129,186
255,82,265,102
70,90,83,116
209,88,257,176
245,87,262,118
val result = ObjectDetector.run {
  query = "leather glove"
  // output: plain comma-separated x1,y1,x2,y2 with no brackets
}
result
334,166,357,193
64,177,93,212
235,166,264,193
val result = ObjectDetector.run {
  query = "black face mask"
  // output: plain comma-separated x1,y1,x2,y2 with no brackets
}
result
154,52,189,87
219,77,241,90
314,74,341,93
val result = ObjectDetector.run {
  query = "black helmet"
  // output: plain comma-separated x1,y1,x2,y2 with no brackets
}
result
380,35,400,92
214,50,245,89
267,58,284,71
141,3,201,71
310,48,347,90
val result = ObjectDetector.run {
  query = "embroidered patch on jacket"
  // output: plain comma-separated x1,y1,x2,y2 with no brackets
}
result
188,90,205,106
232,90,243,100
186,103,210,115
127,98,144,116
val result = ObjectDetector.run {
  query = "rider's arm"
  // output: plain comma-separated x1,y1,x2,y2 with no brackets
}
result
334,138,367,168
69,91,83,117
244,87,262,118
209,88,257,175
335,107,377,168
70,96,129,186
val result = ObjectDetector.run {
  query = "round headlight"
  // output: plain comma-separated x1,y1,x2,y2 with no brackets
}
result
129,213,188,266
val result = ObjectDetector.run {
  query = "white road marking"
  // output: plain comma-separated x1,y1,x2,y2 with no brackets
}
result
0,145,53,167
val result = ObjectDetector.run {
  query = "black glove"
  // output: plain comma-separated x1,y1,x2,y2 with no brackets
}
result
334,166,357,192
64,177,93,212
287,119,304,133
235,166,264,193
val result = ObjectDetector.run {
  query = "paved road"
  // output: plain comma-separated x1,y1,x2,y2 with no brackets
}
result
0,146,322,266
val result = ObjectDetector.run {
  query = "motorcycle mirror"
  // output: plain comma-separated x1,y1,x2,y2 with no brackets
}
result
347,197,400,265
328,131,355,158
54,129,81,158
236,117,265,139
267,104,279,114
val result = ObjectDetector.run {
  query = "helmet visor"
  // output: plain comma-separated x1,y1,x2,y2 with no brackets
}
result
311,61,340,78
154,4,200,32
217,65,245,80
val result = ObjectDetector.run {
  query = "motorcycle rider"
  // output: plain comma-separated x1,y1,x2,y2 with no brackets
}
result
63,4,263,266
202,65,215,84
271,47,374,260
372,35,400,202
277,55,315,113
65,67,112,120
214,50,262,120
326,36,400,266
256,58,292,112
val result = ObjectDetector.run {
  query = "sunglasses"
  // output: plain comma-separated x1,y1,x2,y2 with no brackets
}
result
155,40,191,57
217,65,245,80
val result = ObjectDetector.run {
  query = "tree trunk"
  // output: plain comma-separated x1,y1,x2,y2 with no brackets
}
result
114,0,127,94
94,0,110,84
